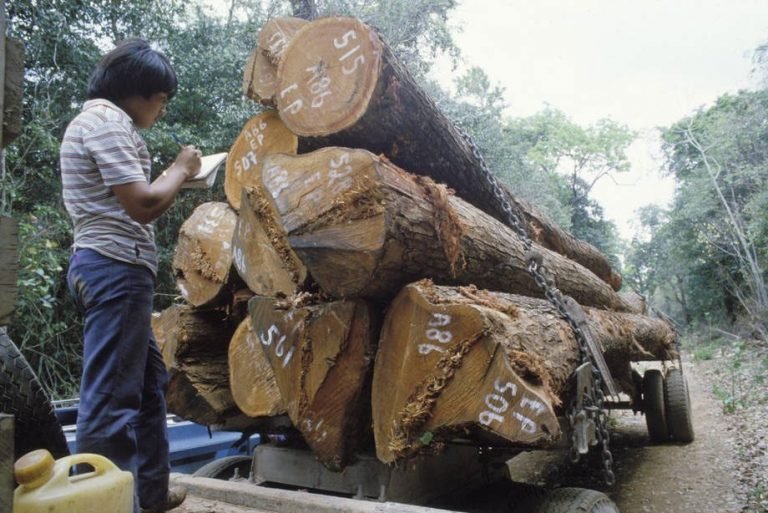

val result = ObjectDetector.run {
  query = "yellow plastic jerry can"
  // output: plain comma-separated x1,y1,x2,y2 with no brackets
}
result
13,449,134,513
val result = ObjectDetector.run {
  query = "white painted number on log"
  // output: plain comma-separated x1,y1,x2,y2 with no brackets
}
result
279,83,304,114
259,324,295,368
267,31,289,59
264,164,290,199
302,417,328,444
333,30,365,75
328,152,353,196
478,378,538,435
417,313,453,355
306,63,332,108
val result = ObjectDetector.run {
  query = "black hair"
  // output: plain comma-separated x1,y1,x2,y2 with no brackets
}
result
87,38,178,102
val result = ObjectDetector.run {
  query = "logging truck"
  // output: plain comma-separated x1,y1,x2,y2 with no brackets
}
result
0,14,696,513
147,15,695,513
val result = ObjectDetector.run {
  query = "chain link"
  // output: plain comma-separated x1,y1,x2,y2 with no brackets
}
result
457,126,615,485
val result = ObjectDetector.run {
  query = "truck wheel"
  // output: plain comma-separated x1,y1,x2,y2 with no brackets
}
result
530,487,619,513
0,330,69,459
642,369,668,443
193,455,252,480
664,368,694,443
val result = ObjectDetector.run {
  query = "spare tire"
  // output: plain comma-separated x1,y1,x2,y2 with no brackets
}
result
0,330,69,459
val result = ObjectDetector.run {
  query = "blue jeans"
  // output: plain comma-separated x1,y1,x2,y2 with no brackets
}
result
67,248,169,512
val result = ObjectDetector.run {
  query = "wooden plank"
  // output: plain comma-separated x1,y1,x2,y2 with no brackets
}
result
0,216,18,326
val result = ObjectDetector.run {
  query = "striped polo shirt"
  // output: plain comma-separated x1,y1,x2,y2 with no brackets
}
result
60,99,158,275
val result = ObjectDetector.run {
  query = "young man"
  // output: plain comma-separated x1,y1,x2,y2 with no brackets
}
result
61,38,200,513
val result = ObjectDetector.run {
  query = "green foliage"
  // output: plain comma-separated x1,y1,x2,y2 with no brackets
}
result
7,205,81,399
653,90,768,337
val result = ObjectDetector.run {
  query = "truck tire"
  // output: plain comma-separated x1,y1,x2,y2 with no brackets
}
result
193,455,252,480
530,487,619,513
642,369,668,443
664,368,694,443
0,330,69,459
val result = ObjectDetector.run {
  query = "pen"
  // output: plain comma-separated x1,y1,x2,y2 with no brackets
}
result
171,132,184,148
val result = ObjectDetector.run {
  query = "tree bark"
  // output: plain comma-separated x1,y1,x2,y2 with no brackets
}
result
248,294,379,470
0,216,18,325
262,147,635,312
232,188,308,297
243,17,309,105
224,110,298,211
290,1,318,21
372,281,678,464
228,316,286,418
152,304,256,429
173,202,241,308
274,16,621,290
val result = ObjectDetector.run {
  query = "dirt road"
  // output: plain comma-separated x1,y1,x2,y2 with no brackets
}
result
563,357,744,512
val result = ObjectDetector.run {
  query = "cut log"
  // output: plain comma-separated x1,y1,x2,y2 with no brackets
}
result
371,281,678,464
228,316,286,418
275,16,621,290
224,111,298,210
232,188,308,297
173,202,240,308
242,17,308,105
249,294,378,470
620,289,647,315
259,17,309,64
152,304,254,429
243,49,278,105
261,147,635,312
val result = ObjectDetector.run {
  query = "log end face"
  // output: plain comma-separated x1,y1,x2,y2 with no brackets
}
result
173,202,237,307
276,17,382,136
225,111,298,210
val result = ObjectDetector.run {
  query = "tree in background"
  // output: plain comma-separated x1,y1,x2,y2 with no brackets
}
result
626,89,768,340
501,108,633,265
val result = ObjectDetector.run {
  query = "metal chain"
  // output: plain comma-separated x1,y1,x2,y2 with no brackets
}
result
457,126,615,485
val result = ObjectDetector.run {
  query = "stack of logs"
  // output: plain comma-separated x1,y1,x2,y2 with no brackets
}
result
152,16,677,472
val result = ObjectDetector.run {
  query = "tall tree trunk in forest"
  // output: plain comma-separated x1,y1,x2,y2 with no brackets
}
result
682,125,767,336
290,0,319,20
273,16,621,290
262,148,636,312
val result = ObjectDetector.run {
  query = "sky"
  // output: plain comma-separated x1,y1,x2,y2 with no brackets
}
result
431,0,768,238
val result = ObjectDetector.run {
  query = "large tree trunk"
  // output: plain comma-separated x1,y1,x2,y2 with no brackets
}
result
243,17,309,105
274,16,621,290
232,188,308,297
173,202,241,308
152,304,255,430
228,316,286,418
248,295,379,470
372,281,678,464
224,110,298,211
262,147,635,312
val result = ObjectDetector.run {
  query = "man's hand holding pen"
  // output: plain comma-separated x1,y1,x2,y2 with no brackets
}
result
171,133,202,179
